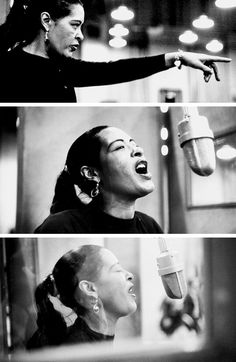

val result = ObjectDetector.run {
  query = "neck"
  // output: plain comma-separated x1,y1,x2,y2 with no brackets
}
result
82,310,117,336
101,194,136,219
23,33,48,58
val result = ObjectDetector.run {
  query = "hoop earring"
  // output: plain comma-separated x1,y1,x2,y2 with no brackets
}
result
90,182,100,198
93,299,99,313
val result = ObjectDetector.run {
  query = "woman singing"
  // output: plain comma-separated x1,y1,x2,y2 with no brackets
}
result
35,125,163,233
27,245,137,348
0,0,231,102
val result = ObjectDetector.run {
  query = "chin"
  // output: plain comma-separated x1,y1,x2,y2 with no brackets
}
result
63,50,74,58
128,302,137,315
139,183,155,197
120,304,137,317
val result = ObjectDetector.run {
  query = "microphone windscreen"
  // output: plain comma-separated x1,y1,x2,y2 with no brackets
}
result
161,270,187,299
182,138,216,176
178,114,216,176
157,248,187,299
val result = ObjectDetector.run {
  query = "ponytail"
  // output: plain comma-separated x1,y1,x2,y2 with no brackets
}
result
0,0,29,55
50,169,87,214
28,274,67,348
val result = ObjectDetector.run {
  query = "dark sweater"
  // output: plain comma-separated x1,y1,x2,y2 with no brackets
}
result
27,316,114,350
35,203,163,234
0,47,167,102
65,317,114,345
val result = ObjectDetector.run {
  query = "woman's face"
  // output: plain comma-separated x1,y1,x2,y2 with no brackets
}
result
47,4,84,58
95,248,137,319
97,127,155,201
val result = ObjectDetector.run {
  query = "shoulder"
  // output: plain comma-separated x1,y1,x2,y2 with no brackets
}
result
1,47,23,61
0,47,37,74
34,208,89,233
135,211,163,233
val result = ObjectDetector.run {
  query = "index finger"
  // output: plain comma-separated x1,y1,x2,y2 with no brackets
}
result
206,56,231,62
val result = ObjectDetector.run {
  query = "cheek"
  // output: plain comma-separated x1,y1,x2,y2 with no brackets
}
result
104,158,131,181
51,25,72,47
98,278,125,303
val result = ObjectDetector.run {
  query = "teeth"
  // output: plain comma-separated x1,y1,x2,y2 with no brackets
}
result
136,161,147,174
70,45,78,51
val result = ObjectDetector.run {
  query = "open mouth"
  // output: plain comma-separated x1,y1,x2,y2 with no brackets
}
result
128,286,136,297
69,44,79,52
135,160,148,175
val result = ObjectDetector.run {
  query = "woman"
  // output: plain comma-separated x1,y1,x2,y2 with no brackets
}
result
0,0,231,102
27,245,137,348
35,125,162,233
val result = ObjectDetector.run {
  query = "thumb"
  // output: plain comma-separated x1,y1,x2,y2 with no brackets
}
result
199,62,214,74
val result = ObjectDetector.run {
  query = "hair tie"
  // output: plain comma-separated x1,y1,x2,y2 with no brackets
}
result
46,274,58,297
49,273,55,283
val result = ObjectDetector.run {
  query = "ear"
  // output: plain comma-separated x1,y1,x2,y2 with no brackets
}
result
80,166,100,183
41,12,52,32
79,280,98,298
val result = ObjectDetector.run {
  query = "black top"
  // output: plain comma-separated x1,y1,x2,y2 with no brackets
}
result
27,316,114,350
35,202,163,234
0,47,167,102
65,317,114,345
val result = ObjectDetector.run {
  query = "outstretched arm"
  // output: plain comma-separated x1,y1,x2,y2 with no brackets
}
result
165,50,231,82
64,54,168,87
64,51,231,87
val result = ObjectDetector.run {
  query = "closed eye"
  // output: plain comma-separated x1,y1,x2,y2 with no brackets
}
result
114,145,125,151
71,21,82,29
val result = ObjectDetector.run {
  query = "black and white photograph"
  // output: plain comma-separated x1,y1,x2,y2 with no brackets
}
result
0,106,236,234
0,236,236,361
1,0,236,361
0,0,235,102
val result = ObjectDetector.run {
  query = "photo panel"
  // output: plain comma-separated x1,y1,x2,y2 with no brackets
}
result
0,236,236,361
0,105,236,234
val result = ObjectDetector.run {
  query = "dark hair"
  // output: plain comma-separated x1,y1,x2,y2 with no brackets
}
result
0,0,84,55
50,125,109,214
31,245,103,347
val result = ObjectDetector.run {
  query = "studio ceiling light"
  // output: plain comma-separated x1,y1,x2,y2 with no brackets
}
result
206,39,224,52
109,24,129,37
192,14,214,29
161,145,169,156
216,145,236,160
111,5,134,21
160,105,169,113
160,127,169,140
215,0,236,8
179,30,198,44
109,36,127,48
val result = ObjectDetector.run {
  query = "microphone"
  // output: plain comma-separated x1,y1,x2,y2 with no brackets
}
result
157,238,187,299
178,108,216,176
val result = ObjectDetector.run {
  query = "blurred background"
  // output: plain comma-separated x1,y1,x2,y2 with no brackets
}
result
1,0,236,102
0,106,236,234
0,236,236,361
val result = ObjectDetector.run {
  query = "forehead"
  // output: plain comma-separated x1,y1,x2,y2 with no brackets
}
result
64,3,84,21
99,127,132,146
100,248,118,269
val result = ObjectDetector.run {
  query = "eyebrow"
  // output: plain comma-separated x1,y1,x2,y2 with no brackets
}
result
107,138,135,152
109,262,120,271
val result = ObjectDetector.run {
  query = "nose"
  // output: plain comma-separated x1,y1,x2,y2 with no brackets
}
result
131,145,144,158
75,28,84,41
126,270,134,281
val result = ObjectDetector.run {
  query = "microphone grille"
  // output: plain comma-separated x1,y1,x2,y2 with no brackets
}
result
161,270,187,299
